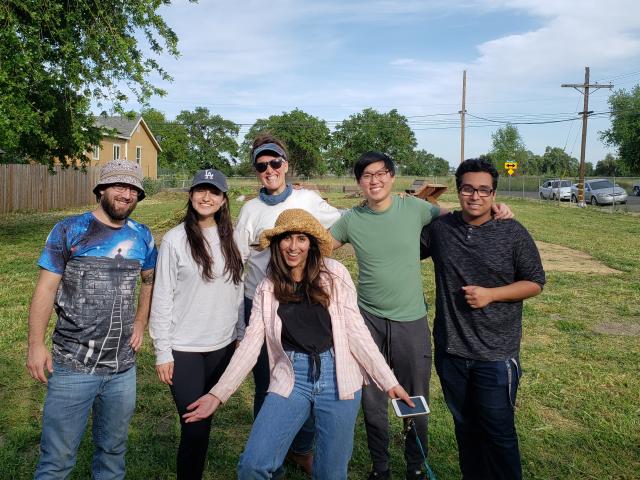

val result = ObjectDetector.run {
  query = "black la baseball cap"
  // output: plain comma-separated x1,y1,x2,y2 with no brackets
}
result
190,169,228,192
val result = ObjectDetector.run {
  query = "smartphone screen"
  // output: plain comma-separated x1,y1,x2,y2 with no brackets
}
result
394,396,429,416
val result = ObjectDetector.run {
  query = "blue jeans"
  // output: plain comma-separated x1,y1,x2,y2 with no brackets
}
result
34,362,136,480
244,296,314,454
237,350,361,480
435,352,522,480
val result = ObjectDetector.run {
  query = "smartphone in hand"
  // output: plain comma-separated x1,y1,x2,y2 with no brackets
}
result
392,395,430,418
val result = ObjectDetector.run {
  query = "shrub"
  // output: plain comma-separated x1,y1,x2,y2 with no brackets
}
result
142,177,162,197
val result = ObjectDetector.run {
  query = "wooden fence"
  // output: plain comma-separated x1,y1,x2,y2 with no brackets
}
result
0,164,100,214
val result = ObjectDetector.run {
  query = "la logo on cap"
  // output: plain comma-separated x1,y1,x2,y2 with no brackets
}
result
204,170,215,179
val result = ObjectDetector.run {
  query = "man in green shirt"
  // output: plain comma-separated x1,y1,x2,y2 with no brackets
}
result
331,152,438,480
331,151,512,480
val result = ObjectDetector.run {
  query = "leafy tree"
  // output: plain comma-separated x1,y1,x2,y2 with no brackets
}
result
517,150,542,175
584,162,595,176
0,0,185,168
404,150,449,176
600,85,640,174
539,147,579,176
175,107,240,174
141,108,189,171
490,124,528,174
329,109,417,175
242,109,330,176
594,153,628,176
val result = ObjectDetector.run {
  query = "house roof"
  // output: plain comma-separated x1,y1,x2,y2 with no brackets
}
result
94,115,161,152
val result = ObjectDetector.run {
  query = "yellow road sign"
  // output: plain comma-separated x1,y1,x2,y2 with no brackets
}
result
504,162,518,176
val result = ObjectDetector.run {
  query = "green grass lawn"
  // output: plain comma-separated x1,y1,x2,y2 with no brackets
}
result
1,189,639,479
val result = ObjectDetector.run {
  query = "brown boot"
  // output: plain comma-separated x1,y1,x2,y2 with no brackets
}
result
285,449,313,475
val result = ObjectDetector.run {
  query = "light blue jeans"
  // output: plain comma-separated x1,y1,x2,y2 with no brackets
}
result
237,350,362,480
34,362,136,480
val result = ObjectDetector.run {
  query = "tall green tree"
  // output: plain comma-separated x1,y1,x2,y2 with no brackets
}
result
329,109,417,175
242,109,330,176
489,124,527,173
600,85,640,174
518,150,542,175
0,0,187,168
539,147,579,176
404,150,449,176
594,153,627,176
176,107,239,174
141,108,189,171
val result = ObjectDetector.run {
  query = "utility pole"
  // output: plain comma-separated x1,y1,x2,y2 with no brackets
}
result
561,67,613,206
459,70,467,164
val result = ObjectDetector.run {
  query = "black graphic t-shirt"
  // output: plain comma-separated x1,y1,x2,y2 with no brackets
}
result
38,212,157,374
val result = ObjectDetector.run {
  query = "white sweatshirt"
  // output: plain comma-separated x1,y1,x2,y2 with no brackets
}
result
149,223,244,365
234,188,342,299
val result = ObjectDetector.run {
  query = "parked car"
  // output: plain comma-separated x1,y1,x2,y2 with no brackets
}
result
570,179,628,205
633,183,640,196
539,179,572,200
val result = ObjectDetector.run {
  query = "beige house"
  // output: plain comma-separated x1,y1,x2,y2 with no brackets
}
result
92,115,161,179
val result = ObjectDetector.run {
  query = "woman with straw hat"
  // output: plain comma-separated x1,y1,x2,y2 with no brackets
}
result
182,208,412,479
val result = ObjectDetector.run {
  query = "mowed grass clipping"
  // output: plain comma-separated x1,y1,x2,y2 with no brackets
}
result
1,189,639,479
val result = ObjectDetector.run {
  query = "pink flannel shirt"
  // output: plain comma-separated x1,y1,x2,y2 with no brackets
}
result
210,258,399,402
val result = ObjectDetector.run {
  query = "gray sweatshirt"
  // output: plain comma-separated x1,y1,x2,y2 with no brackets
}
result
149,223,244,365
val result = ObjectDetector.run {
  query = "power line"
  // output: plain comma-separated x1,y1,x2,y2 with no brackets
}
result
466,113,581,125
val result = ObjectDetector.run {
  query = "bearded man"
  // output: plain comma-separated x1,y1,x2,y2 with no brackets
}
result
26,159,157,479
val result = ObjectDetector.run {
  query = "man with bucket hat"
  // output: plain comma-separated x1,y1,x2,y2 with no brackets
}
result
26,159,157,479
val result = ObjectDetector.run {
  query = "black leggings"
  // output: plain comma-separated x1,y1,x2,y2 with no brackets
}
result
170,345,235,480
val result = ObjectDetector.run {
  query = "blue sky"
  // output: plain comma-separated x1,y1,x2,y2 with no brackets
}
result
135,0,640,168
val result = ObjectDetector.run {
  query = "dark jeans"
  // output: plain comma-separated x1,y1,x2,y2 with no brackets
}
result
359,308,432,472
435,351,522,480
244,296,314,455
170,346,235,480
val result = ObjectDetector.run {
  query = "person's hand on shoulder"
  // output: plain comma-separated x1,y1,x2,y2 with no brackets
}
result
492,202,514,220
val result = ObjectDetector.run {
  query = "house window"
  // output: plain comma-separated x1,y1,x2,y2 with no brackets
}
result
113,144,120,160
136,146,142,164
92,145,100,160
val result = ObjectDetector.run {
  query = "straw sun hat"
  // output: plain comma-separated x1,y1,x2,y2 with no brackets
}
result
259,209,333,257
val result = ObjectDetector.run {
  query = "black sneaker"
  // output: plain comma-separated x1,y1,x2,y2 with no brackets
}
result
405,469,426,480
367,469,391,480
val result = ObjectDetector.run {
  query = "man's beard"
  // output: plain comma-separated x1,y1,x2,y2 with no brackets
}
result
101,195,137,221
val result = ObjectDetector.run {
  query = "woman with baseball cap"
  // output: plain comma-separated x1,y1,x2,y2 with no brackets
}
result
182,209,412,479
149,169,244,479
233,133,342,471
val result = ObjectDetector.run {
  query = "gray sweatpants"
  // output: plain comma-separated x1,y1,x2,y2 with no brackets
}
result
360,308,432,472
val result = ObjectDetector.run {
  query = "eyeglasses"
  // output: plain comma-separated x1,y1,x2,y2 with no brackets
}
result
110,184,140,196
458,185,494,197
360,169,390,183
255,158,285,173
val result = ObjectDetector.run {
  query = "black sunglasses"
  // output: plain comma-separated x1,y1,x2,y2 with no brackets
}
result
255,158,285,173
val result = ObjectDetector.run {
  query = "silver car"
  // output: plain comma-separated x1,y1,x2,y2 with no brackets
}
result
571,179,628,205
539,179,572,200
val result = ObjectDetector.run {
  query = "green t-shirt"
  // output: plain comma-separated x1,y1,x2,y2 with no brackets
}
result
331,195,440,321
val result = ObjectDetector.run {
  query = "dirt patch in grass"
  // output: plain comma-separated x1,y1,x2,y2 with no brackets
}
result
592,322,640,336
534,241,621,274
535,405,583,432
